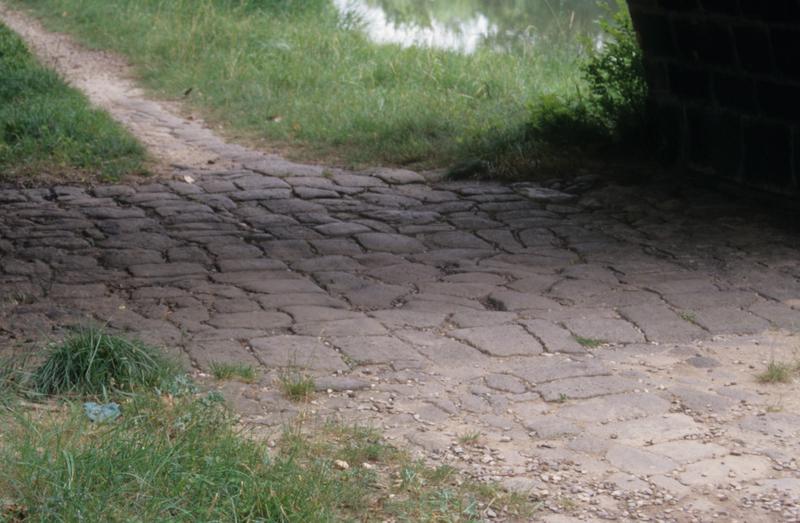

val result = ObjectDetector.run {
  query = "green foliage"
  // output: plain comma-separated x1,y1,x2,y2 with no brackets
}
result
10,0,584,170
757,361,797,384
209,361,257,383
0,394,537,521
0,22,144,182
580,0,647,138
32,328,181,396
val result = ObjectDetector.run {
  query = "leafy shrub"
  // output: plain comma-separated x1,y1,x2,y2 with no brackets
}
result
580,0,647,138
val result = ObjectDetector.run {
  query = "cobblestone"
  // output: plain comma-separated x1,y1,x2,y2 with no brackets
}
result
2,9,800,520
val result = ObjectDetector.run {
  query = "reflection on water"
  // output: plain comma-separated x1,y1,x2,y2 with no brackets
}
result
333,0,612,53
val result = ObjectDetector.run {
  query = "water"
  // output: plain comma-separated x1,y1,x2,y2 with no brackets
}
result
333,0,612,54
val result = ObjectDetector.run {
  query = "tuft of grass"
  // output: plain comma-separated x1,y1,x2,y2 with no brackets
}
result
457,431,482,446
209,361,257,383
0,393,539,521
278,369,316,402
756,361,796,384
574,336,604,349
679,311,697,324
0,22,145,183
31,327,180,396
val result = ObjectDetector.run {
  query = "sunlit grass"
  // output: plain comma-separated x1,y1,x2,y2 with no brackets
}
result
11,0,585,171
0,21,145,182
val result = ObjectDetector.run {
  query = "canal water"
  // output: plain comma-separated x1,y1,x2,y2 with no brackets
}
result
333,0,613,54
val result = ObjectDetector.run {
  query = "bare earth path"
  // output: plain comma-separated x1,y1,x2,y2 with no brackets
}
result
2,5,800,522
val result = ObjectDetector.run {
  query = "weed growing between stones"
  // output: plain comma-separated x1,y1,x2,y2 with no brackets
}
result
278,368,316,402
757,360,797,384
209,361,257,383
574,336,605,348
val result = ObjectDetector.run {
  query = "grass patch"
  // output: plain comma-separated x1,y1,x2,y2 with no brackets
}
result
31,327,180,396
0,22,145,183
457,431,481,446
0,393,538,521
278,369,316,402
679,311,697,324
10,0,586,171
209,361,257,383
574,336,604,349
757,361,797,384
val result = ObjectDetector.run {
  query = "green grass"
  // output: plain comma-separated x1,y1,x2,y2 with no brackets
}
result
31,327,180,396
574,336,604,349
10,0,585,171
457,431,481,446
0,394,536,521
0,22,145,183
757,361,797,384
209,361,257,383
279,369,316,402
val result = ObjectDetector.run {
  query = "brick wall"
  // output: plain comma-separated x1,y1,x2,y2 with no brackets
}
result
627,0,800,197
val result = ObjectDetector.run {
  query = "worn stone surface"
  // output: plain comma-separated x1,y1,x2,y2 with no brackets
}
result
2,11,800,520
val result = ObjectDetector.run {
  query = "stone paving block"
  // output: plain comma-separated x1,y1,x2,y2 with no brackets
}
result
240,278,325,295
592,413,702,446
537,375,639,402
309,238,363,256
523,416,582,439
48,283,108,299
329,335,421,365
368,310,448,329
677,455,774,487
507,274,560,293
186,339,260,371
485,373,527,394
355,233,426,254
394,329,486,365
292,255,363,273
748,300,800,330
619,303,708,343
368,167,425,185
646,441,728,464
450,325,543,357
689,306,771,335
102,249,163,268
487,290,561,311
606,445,677,476
128,262,207,278
556,392,670,423
260,240,314,260
668,385,736,414
215,258,287,272
511,358,609,386
449,310,518,328
521,319,586,354
738,413,800,437
663,290,760,310
211,298,262,313
249,335,347,371
367,263,442,285
280,306,363,323
422,230,492,250
207,311,292,329
562,316,645,344
293,318,388,337
258,293,347,309
343,283,409,309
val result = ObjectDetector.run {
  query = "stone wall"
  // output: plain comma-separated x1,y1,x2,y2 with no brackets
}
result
627,0,800,197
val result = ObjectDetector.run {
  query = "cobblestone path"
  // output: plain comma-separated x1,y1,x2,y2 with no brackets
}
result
2,6,799,522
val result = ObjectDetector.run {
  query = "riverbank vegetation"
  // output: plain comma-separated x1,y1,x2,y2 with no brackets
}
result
8,0,646,179
0,22,145,184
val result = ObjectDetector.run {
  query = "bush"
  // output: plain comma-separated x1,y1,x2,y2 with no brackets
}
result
580,0,647,138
